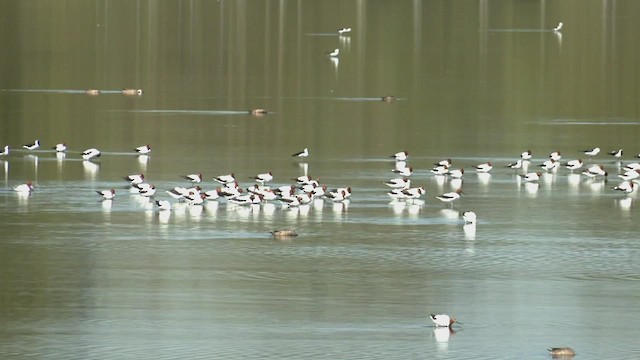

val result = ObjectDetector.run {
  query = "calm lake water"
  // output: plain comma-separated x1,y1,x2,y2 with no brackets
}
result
1,1,640,359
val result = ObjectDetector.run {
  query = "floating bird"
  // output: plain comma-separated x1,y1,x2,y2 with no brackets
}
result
138,185,156,197
521,172,542,182
135,144,151,154
292,147,309,158
325,189,349,202
474,162,493,173
608,149,623,158
293,175,315,185
122,88,143,95
462,211,476,224
13,181,33,193
270,229,298,238
583,147,600,157
337,27,351,35
547,347,575,357
0,145,8,156
618,169,640,181
23,140,40,150
383,178,411,189
251,172,273,184
549,151,562,161
327,48,339,57
612,180,638,194
563,159,583,172
553,22,563,32
123,173,145,185
155,200,172,210
391,150,409,161
82,148,101,160
249,109,268,116
96,189,116,200
435,159,452,168
449,168,464,179
582,164,608,178
381,95,396,102
430,165,449,176
213,173,236,184
53,143,67,152
182,173,203,183
520,150,532,160
506,159,523,170
85,89,101,95
540,159,559,171
429,314,457,328
435,188,463,204
392,166,413,177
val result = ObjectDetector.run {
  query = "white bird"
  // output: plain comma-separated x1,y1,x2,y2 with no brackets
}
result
435,189,463,204
293,175,315,185
251,172,273,184
123,173,145,185
553,22,563,32
213,173,236,184
96,189,115,200
506,159,523,170
608,149,623,158
383,178,411,189
521,172,542,182
53,143,67,152
13,181,34,193
547,348,575,357
448,168,464,179
138,185,156,197
203,189,220,200
392,166,413,177
474,162,493,173
520,150,532,160
583,147,600,157
582,164,607,178
135,144,151,154
325,189,349,202
430,165,449,176
0,145,8,156
182,173,203,183
155,200,172,210
402,186,425,200
462,211,477,224
429,314,457,328
23,140,40,150
618,169,640,181
292,147,309,158
338,27,351,35
327,48,339,57
540,159,559,171
391,150,409,161
549,151,562,161
82,148,101,160
563,159,584,172
612,180,638,194
387,188,408,200
623,162,640,171
435,159,452,168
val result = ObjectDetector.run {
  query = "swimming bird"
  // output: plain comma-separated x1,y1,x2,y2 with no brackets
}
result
13,181,33,193
337,27,351,35
435,188,463,204
563,159,583,172
23,140,40,150
608,149,623,158
521,172,542,182
612,180,638,194
96,189,116,200
123,173,145,185
583,147,600,157
520,150,532,160
462,211,477,224
553,22,563,32
474,162,493,173
251,172,273,184
381,95,396,102
448,168,464,179
270,229,298,237
292,147,309,158
213,173,236,184
547,347,575,357
249,109,268,116
155,200,172,210
0,145,8,156
391,150,409,161
85,89,101,95
549,151,562,161
122,88,143,95
135,144,151,154
81,148,101,160
53,143,67,152
327,48,339,57
383,178,411,189
429,314,457,328
182,173,203,183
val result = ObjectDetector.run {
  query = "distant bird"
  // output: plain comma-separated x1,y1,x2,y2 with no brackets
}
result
608,149,623,158
430,165,449,176
0,145,8,156
582,164,607,178
474,162,493,173
337,27,351,35
391,150,409,161
506,159,523,170
155,200,172,211
381,95,396,102
23,140,40,150
327,48,339,57
429,314,457,328
292,147,309,158
547,347,575,357
563,159,583,172
13,181,34,193
123,173,145,185
553,22,563,32
448,168,464,179
435,159,452,168
383,178,411,189
549,151,562,161
213,173,236,184
251,172,273,184
138,185,157,198
435,188,463,204
96,189,116,200
53,143,67,152
540,159,559,171
520,150,532,160
135,144,151,154
85,89,101,95
392,166,413,177
402,186,425,200
521,172,542,182
182,173,203,183
122,88,143,95
583,147,600,157
270,229,298,238
249,109,268,116
462,211,477,224
82,148,101,160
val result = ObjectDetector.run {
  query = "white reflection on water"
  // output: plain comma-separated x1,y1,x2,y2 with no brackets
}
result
477,173,491,188
439,208,459,221
616,197,632,212
463,223,476,241
449,178,463,190
158,209,171,224
567,174,581,192
524,182,540,197
82,160,99,179
137,155,149,171
433,327,452,354
2,160,7,185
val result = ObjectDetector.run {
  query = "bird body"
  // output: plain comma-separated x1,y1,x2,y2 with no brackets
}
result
271,229,298,237
252,172,273,184
292,148,309,158
23,140,40,150
135,144,151,154
462,211,477,224
391,150,409,161
327,48,339,57
0,145,8,156
553,22,563,32
182,173,203,183
583,147,600,156
609,149,623,158
123,173,145,185
54,143,67,152
13,181,34,193
436,189,463,204
475,162,493,173
122,88,143,95
521,172,542,182
96,189,115,200
429,314,457,327
82,148,101,160
548,347,575,357
521,150,532,160
155,200,172,210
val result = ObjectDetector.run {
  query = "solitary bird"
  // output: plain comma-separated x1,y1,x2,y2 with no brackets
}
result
13,181,34,193
122,88,143,95
547,347,575,358
381,95,396,102
53,143,67,152
82,148,101,160
135,144,151,154
553,22,563,32
292,147,309,158
85,89,101,95
249,109,268,116
429,314,457,328
327,48,339,57
609,149,623,158
338,27,351,35
0,145,9,156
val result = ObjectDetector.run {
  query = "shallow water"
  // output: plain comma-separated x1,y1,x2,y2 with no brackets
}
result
2,1,640,359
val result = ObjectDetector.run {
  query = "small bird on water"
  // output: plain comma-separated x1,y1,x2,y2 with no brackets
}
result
429,314,458,328
547,347,575,358
270,229,298,238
